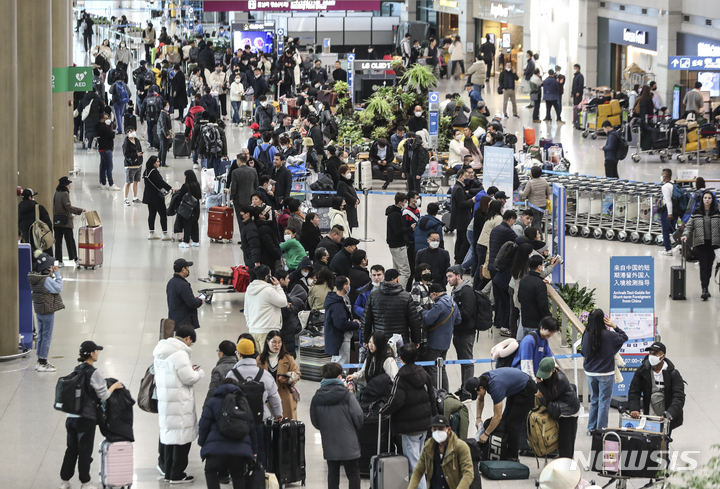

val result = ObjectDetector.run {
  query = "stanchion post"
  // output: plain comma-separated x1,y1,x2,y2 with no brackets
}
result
359,189,375,243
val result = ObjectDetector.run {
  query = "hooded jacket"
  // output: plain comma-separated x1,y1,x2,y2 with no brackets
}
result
628,357,685,430
244,279,287,335
409,431,474,489
450,280,477,335
310,380,364,460
422,293,461,350
98,378,135,443
166,273,202,329
153,337,204,445
198,383,257,460
383,363,437,435
324,292,359,355
386,205,405,248
536,369,581,420
361,281,422,346
414,214,445,251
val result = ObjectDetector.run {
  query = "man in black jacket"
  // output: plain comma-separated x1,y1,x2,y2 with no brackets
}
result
628,342,685,434
269,154,292,209
450,167,478,264
307,115,325,159
369,139,399,189
361,269,422,347
197,41,216,74
96,111,118,189
382,344,437,482
415,232,451,286
447,265,478,401
488,210,518,334
348,249,371,307
479,34,495,82
329,237,360,277
402,133,429,194
317,227,344,262
386,193,411,288
18,188,53,252
239,206,262,268
601,120,621,178
571,64,585,107
517,255,550,337
309,60,328,87
166,258,204,329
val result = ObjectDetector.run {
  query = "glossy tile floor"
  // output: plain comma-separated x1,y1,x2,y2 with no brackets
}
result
2,34,720,489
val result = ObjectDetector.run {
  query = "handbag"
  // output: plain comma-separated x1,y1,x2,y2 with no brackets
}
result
497,85,504,95
81,99,93,121
145,169,172,206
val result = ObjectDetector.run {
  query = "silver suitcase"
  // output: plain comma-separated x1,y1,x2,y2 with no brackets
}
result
369,415,410,489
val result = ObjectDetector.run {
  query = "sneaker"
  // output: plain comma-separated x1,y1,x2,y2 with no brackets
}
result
157,465,166,477
533,119,542,123
543,118,552,122
513,114,520,118
148,232,160,240
503,114,509,118
179,242,190,249
672,244,682,253
98,184,105,190
108,185,121,191
133,198,141,203
162,232,171,241
169,476,194,484
80,483,98,489
499,327,513,337
190,242,200,247
193,164,199,169
59,481,72,489
124,199,131,206
36,363,57,372
660,250,673,256
57,261,65,268
557,119,565,124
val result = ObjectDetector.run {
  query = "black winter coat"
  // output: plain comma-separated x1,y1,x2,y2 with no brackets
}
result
383,364,437,435
329,248,353,277
308,125,324,152
488,221,517,273
451,281,477,335
536,370,581,420
310,382,364,460
386,205,405,248
197,48,216,72
628,357,685,430
270,165,293,208
281,292,304,357
96,121,116,151
18,200,52,245
142,167,172,209
402,141,429,177
324,156,342,188
415,247,451,286
348,266,371,307
170,70,188,109
241,220,262,266
300,221,322,256
361,282,422,345
122,137,143,166
317,236,342,262
337,176,359,228
166,273,202,329
517,271,550,331
98,378,135,442
80,91,104,128
257,220,282,267
450,182,474,230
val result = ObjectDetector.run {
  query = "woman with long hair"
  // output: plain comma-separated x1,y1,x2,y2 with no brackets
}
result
142,156,175,240
329,197,351,237
448,129,464,169
258,330,301,419
535,357,581,458
336,164,359,232
174,170,202,248
508,243,533,338
308,267,335,310
682,190,720,300
448,35,465,80
410,263,435,314
346,331,398,402
581,309,627,433
476,199,504,286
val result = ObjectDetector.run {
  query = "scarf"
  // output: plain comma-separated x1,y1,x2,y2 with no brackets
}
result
320,378,344,388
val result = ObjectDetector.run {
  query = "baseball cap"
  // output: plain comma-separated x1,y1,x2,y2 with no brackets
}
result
464,377,483,400
494,191,508,200
446,265,464,276
173,258,193,272
645,342,666,354
536,357,557,379
430,415,450,428
22,188,38,199
384,269,400,282
79,340,104,355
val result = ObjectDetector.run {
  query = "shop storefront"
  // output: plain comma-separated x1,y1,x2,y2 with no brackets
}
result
473,0,524,76
597,18,657,92
432,0,461,39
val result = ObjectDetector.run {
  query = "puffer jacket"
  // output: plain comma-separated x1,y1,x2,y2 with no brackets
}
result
310,380,364,461
324,291,359,355
27,272,65,315
408,431,474,489
257,220,282,267
683,208,720,249
203,355,238,407
361,281,422,346
198,383,257,460
627,357,685,430
244,280,287,335
153,337,204,445
382,363,437,434
414,214,445,251
329,209,351,237
536,369,581,420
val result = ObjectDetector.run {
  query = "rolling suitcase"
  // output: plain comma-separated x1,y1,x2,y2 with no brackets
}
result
99,440,134,488
670,242,686,300
357,405,391,476
264,418,306,486
208,192,233,243
173,133,190,157
354,159,374,191
370,415,410,489
159,318,175,340
78,225,103,269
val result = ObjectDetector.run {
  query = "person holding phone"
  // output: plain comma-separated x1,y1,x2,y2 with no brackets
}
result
257,330,301,419
244,265,288,351
166,258,204,330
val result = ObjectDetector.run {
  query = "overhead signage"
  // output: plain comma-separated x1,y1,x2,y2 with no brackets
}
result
677,33,720,57
475,0,523,21
606,19,657,51
205,0,380,11
348,54,355,107
699,42,720,57
669,56,720,70
52,67,92,93
623,29,647,46
240,22,275,30
490,2,509,17
438,0,458,7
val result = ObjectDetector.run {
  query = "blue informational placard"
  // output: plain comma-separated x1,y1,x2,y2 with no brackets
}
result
609,256,656,396
669,56,720,70
19,244,33,350
429,112,438,136
429,91,439,104
277,28,285,54
551,183,566,285
482,146,515,210
347,54,355,107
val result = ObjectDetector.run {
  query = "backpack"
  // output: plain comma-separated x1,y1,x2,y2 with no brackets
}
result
614,134,629,161
256,144,273,168
201,124,223,155
324,118,338,140
493,241,518,272
671,183,690,217
145,95,161,122
218,390,254,440
177,192,199,220
114,81,130,105
137,365,158,413
526,403,559,458
54,364,93,414
232,368,266,423
31,204,55,251
474,289,492,332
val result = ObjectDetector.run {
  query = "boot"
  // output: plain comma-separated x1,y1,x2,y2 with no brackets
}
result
702,287,709,301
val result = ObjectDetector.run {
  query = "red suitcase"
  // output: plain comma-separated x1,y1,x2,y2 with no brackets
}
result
208,206,233,243
78,225,103,269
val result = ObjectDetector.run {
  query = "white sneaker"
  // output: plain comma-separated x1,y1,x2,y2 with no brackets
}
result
156,465,166,477
148,232,161,240
193,164,199,169
57,261,65,268
59,481,72,489
190,242,200,247
98,184,105,190
124,199,131,206
660,250,673,256
162,232,171,241
36,363,57,372
179,242,190,249
108,185,121,191
80,483,98,489
132,198,141,203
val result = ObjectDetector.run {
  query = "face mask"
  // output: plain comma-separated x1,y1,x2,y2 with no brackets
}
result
421,272,433,281
341,158,349,164
121,44,126,48
429,241,440,249
105,119,111,125
486,134,493,143
164,107,170,112
129,131,137,138
506,67,511,71
301,270,309,277
415,112,422,117
283,234,291,241
455,134,462,140
345,173,352,179
648,354,663,367
432,430,448,444
307,278,315,286
417,198,422,207
262,102,268,107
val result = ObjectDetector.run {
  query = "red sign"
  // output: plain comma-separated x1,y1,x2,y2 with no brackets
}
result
204,0,381,11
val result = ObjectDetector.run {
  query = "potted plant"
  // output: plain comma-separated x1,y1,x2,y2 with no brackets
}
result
553,283,596,346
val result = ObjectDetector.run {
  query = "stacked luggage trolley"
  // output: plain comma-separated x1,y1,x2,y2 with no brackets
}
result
676,121,719,163
630,115,678,163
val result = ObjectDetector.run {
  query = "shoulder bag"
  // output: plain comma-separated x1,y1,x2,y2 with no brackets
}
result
145,169,172,207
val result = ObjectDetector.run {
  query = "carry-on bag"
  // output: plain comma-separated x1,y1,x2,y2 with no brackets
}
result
208,202,234,243
370,415,410,489
209,265,234,284
479,460,530,480
173,133,190,157
78,223,103,269
264,418,306,486
589,425,667,479
159,318,174,340
99,440,134,488
670,241,687,300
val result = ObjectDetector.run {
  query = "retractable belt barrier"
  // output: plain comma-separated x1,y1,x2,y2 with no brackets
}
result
340,353,582,370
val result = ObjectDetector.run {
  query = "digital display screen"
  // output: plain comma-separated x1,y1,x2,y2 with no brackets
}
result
234,31,274,54
698,72,720,97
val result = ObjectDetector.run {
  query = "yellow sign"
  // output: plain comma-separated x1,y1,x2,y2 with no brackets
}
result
438,0,458,7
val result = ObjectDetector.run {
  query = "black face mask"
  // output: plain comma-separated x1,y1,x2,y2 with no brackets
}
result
421,272,433,282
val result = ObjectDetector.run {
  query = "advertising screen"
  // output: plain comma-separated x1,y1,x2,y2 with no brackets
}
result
234,30,274,54
698,72,720,97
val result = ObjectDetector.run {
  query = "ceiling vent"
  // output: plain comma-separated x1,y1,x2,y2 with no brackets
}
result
641,8,647,14
683,15,690,22
619,5,625,11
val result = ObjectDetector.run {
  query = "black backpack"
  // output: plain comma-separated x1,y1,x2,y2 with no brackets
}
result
256,144,273,168
218,389,254,440
54,363,94,414
232,368,266,423
474,289,492,332
145,95,161,122
493,241,518,272
201,124,223,155
614,134,629,161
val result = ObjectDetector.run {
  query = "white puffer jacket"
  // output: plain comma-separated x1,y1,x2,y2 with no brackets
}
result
230,81,245,102
153,338,205,445
449,41,465,61
244,280,287,335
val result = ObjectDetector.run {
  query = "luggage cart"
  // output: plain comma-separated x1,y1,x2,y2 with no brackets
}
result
582,104,600,139
240,94,254,124
670,125,689,162
687,126,719,164
630,116,672,163
579,188,604,238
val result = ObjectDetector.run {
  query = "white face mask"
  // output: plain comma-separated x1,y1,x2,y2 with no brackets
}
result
429,241,440,249
455,134,462,140
341,158,349,164
129,131,137,138
261,102,268,107
301,270,309,277
417,198,422,207
283,234,291,241
344,173,352,179
648,354,664,367
105,119,111,126
506,67,511,71
415,111,422,117
432,430,448,444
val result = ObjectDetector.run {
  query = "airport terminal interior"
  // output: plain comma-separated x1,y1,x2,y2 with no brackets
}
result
2,1,720,488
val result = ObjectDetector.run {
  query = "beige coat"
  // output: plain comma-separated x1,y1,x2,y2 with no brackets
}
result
257,354,300,419
519,177,551,208
478,215,501,247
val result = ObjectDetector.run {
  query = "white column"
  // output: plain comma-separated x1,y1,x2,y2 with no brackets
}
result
656,0,682,107
577,0,599,88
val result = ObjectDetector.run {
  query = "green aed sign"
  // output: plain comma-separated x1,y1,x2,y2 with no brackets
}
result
52,67,93,93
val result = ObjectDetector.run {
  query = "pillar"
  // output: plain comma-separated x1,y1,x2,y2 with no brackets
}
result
656,0,682,108
17,0,54,212
457,0,475,69
577,0,599,89
402,0,418,23
53,0,73,183
0,0,19,357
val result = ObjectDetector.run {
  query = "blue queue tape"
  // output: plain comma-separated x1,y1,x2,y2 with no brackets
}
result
340,353,582,369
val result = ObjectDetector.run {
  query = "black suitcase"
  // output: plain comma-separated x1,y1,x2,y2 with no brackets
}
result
590,428,667,478
264,418,306,486
670,242,686,300
173,133,190,157
357,405,391,477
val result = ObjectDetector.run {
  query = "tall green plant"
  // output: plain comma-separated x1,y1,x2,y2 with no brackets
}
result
364,96,394,122
399,64,438,92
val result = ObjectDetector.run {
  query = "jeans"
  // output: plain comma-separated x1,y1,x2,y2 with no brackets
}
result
231,101,242,124
113,103,126,133
84,122,96,149
158,136,170,166
461,229,476,271
502,381,536,459
531,208,545,231
452,332,475,392
327,459,360,489
205,455,250,489
389,246,411,289
473,84,484,99
192,149,207,168
502,89,517,116
36,313,55,360
696,243,715,289
587,374,615,432
164,442,192,481
147,120,157,148
532,101,541,120
55,227,77,261
401,433,427,489
423,348,449,392
99,150,114,186
660,207,675,251
331,333,353,370
60,417,96,483
147,202,168,232
451,60,465,78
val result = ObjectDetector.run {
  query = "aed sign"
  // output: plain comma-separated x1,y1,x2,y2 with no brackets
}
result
52,66,92,93
623,29,647,46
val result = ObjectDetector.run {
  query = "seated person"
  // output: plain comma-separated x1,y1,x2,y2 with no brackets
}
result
369,138,401,190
